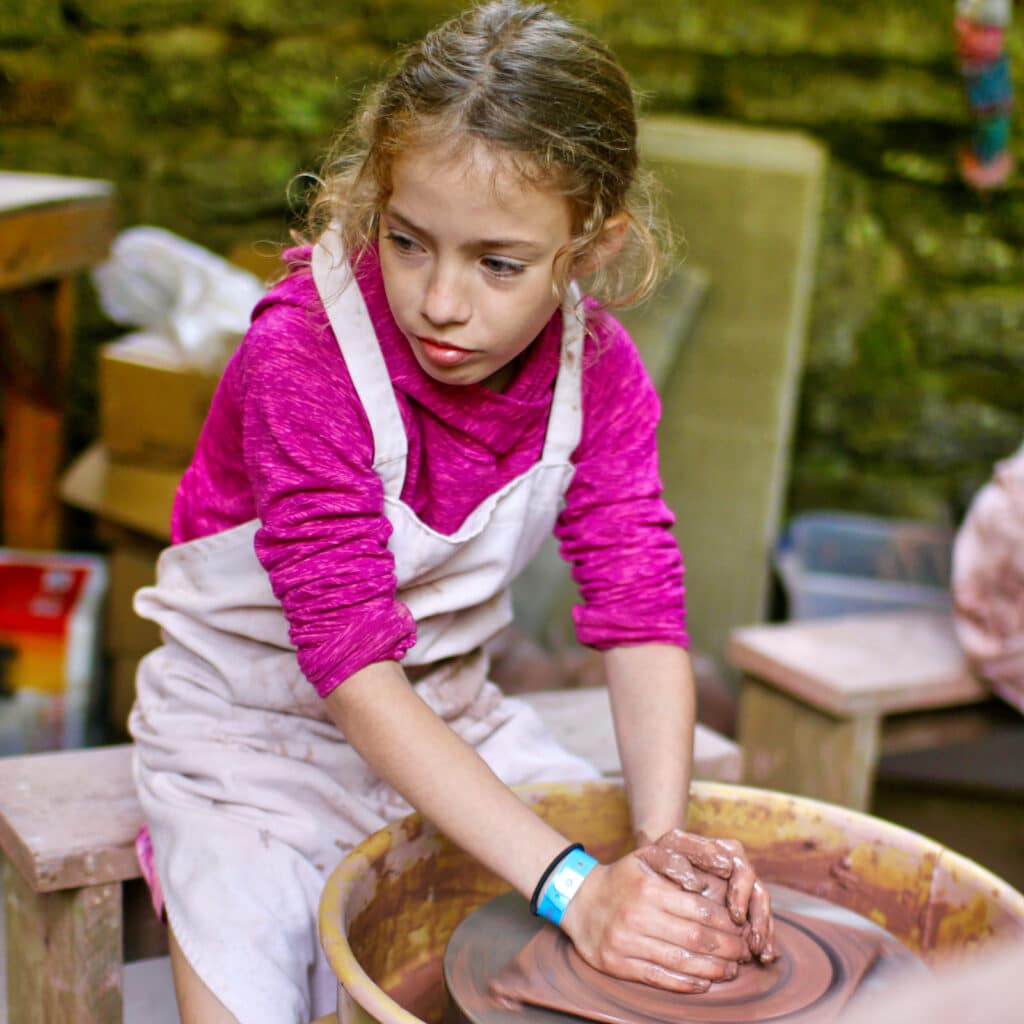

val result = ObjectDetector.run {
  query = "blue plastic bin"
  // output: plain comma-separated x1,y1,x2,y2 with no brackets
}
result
774,512,954,620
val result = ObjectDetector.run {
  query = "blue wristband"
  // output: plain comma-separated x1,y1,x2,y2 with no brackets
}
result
536,848,598,927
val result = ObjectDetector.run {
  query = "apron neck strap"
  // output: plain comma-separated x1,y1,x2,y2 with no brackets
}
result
541,285,585,463
312,230,409,497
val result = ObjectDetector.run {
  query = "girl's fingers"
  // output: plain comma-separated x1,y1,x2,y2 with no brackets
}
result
614,960,712,995
716,839,757,925
701,875,730,904
620,935,741,985
758,887,778,963
640,833,762,928
651,876,745,931
650,830,734,879
562,852,762,995
635,844,719,894
746,879,776,960
652,904,750,963
633,883,748,961
642,831,776,953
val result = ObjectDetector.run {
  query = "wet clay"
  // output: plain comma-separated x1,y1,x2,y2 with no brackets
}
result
443,886,926,1024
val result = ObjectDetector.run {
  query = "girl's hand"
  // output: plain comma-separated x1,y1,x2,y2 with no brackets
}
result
635,830,776,963
558,851,751,993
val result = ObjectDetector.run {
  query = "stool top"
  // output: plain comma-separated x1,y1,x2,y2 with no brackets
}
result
728,610,987,717
520,686,742,782
0,744,140,893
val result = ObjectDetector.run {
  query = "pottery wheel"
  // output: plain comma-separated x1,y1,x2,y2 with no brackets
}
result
443,885,926,1024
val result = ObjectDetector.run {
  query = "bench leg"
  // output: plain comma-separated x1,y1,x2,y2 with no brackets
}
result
737,676,880,811
4,855,123,1023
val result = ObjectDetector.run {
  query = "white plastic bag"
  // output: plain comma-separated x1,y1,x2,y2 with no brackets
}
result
91,227,266,371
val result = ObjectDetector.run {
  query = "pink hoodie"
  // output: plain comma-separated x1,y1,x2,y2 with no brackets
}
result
170,245,687,696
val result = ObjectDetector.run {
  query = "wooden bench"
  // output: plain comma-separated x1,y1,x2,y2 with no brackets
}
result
729,609,994,812
0,693,741,1023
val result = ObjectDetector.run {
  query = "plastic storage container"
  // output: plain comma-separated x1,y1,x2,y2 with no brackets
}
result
774,512,954,620
0,549,108,754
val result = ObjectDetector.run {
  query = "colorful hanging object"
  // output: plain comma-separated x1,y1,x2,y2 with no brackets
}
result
955,0,1015,190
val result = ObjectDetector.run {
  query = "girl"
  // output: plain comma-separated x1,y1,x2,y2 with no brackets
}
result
129,3,773,1021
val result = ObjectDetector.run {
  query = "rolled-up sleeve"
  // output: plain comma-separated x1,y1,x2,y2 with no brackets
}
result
555,314,688,650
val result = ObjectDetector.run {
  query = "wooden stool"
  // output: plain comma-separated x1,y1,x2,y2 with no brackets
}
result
729,609,991,811
0,171,116,549
0,745,163,1024
0,699,741,1023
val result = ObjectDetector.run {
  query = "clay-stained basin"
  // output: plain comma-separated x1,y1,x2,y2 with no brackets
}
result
319,780,1024,1024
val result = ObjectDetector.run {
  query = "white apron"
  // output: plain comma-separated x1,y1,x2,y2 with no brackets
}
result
129,232,598,1024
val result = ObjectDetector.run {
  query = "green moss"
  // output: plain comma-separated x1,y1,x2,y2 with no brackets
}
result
228,34,387,136
0,1,64,42
73,0,209,31
843,387,1022,470
880,150,957,186
221,0,367,34
0,126,115,180
589,0,955,61
722,60,961,126
947,366,1024,410
137,26,231,61
80,31,235,128
907,287,1024,366
787,460,954,523
876,181,1024,282
853,296,917,377
358,0,467,47
0,49,77,126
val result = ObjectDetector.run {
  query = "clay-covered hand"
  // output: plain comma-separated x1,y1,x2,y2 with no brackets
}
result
558,851,750,993
636,830,776,964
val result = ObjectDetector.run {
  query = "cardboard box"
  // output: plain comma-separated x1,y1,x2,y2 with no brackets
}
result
98,331,223,467
0,549,108,754
59,443,178,543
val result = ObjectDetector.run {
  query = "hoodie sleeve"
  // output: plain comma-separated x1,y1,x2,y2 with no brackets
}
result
555,310,688,650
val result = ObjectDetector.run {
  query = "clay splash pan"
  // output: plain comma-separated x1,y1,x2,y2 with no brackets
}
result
443,885,926,1024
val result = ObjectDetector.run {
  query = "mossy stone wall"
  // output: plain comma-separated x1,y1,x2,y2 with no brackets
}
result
3,0,1022,525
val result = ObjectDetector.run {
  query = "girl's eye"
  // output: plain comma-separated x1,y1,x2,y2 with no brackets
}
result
385,230,421,254
482,256,525,277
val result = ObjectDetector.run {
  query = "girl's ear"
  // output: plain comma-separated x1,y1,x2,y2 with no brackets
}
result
575,213,630,278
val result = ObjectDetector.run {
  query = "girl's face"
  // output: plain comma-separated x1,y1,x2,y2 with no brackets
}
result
378,140,574,391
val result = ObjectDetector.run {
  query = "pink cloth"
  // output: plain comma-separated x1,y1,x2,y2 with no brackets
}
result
171,245,686,696
952,439,1024,714
135,825,164,918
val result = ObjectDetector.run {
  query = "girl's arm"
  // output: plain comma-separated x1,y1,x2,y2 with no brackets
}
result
558,644,773,983
323,659,569,896
603,643,695,842
323,659,751,992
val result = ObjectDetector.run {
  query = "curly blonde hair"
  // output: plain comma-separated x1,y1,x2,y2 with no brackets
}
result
302,0,667,308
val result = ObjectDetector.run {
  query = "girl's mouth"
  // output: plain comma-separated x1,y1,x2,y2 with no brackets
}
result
417,336,474,367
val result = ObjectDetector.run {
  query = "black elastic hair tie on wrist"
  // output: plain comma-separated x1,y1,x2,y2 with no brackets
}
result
529,842,583,917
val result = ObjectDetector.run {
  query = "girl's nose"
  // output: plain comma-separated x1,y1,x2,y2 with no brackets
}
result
422,264,471,326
